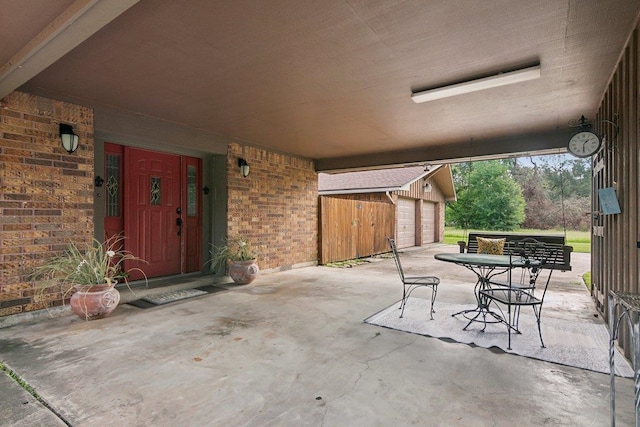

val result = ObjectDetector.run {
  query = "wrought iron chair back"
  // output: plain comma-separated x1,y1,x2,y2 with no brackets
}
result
493,238,547,292
389,237,406,281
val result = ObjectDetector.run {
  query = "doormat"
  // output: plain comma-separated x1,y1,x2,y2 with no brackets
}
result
364,298,635,377
127,285,226,309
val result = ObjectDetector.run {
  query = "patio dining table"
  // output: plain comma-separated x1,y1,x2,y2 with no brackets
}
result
434,252,538,329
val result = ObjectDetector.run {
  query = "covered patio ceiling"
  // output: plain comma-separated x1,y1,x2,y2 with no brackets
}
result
1,1,639,171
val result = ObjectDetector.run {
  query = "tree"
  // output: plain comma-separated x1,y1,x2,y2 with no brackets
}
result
447,155,591,232
541,156,591,200
510,155,591,230
511,159,556,229
447,161,525,231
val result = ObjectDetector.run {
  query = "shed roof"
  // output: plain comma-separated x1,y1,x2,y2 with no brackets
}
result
319,165,456,200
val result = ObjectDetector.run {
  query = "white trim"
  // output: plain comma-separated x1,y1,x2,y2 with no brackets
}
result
0,0,140,98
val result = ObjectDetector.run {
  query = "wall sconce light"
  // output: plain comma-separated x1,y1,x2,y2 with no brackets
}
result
238,158,250,177
423,182,433,192
94,176,104,187
59,123,79,154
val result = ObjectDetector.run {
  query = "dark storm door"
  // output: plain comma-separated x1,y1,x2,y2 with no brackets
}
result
124,147,182,278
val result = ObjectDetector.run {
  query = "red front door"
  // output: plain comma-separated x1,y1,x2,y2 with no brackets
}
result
125,147,182,278
104,145,202,280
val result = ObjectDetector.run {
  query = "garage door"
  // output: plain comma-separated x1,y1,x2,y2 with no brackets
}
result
422,202,435,244
397,198,416,248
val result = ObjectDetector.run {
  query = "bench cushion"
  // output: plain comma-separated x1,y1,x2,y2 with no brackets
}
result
477,237,506,255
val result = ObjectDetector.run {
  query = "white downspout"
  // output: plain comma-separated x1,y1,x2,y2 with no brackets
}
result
386,191,395,204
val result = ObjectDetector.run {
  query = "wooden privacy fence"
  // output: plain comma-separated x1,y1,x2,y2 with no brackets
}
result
319,196,395,264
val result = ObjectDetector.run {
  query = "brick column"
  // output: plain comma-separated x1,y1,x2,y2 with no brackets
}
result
0,91,94,316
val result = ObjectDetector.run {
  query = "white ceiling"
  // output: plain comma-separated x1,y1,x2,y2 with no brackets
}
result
2,0,639,170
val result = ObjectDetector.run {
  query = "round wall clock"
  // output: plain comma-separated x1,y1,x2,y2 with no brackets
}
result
568,131,601,158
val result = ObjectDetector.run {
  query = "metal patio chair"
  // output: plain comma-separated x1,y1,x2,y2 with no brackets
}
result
479,243,557,350
388,237,440,319
488,238,547,328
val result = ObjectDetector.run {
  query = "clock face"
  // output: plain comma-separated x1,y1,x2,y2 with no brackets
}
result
568,131,601,157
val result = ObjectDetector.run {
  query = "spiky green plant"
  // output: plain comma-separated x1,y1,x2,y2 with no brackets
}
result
31,234,147,300
209,236,259,273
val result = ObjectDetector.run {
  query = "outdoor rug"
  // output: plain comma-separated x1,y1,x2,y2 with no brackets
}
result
127,285,225,309
364,297,634,377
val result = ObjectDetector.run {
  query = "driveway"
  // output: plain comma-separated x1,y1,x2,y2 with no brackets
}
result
0,244,635,426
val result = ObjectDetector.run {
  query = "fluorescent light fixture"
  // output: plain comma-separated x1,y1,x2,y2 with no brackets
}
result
411,65,541,103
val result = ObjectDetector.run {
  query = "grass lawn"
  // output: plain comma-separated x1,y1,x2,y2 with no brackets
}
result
444,227,591,253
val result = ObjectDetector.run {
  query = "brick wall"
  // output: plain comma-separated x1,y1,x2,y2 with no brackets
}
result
227,143,318,270
0,91,94,316
0,94,317,316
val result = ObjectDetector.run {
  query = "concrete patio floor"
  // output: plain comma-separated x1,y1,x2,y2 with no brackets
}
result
0,244,636,426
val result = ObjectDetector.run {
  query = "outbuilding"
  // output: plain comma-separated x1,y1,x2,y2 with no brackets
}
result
318,165,456,263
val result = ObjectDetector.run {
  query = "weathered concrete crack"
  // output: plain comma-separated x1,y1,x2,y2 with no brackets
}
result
322,335,420,422
0,361,73,426
356,336,419,388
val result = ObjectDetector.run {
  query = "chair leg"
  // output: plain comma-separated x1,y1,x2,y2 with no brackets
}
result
429,285,438,320
399,285,408,318
533,305,545,348
399,284,438,320
512,305,522,333
507,299,512,350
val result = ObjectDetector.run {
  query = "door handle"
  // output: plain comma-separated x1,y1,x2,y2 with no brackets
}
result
176,217,182,236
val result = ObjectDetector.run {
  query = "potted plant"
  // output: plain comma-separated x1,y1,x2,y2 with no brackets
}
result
31,234,147,320
209,236,260,285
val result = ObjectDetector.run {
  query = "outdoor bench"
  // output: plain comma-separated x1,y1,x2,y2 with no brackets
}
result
457,232,573,271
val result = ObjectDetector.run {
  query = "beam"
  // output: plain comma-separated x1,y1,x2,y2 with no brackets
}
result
0,0,139,99
314,129,570,172
18,83,229,155
94,105,229,156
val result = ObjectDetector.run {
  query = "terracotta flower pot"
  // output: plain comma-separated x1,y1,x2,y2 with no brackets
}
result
229,260,259,285
70,283,121,320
